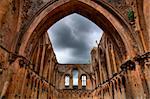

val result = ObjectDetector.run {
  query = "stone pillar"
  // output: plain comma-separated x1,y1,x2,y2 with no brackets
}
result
33,78,38,99
70,73,73,89
86,79,92,90
25,74,30,98
0,81,9,99
98,48,103,84
35,42,41,72
95,71,99,86
138,57,150,98
119,76,127,99
20,69,28,98
4,58,20,99
143,60,150,98
30,77,35,98
125,64,145,99
78,77,82,89
106,46,112,78
110,44,117,73
108,82,113,99
39,40,46,76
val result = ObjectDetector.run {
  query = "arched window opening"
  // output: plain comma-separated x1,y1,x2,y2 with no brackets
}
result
81,75,87,89
48,13,103,64
73,69,78,89
65,75,70,88
82,75,86,86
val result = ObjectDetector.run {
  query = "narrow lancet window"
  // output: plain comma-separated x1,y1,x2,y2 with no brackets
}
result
73,69,78,89
82,75,86,87
65,75,70,87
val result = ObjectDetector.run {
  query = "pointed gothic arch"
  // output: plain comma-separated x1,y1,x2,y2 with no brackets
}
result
14,0,138,59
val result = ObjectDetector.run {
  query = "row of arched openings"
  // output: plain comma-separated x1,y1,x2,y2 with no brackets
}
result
65,69,87,89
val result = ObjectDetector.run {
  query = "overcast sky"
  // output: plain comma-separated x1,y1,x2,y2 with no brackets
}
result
48,13,103,64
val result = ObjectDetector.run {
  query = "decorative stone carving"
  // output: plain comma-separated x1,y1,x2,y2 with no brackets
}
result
104,0,131,21
134,52,150,69
8,53,17,64
18,58,30,68
96,0,136,33
120,60,136,71
22,0,32,21
20,0,44,31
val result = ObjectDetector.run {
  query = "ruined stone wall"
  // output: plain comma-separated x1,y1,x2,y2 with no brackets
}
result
55,64,94,98
0,0,150,99
0,32,58,99
90,33,150,99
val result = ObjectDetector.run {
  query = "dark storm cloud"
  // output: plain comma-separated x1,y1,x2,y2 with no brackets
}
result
48,13,103,64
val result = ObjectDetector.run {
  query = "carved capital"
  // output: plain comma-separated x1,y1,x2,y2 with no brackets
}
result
134,52,150,66
120,60,136,71
18,58,30,68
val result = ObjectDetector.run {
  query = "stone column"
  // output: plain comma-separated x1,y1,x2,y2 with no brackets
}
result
34,79,39,99
39,39,46,76
30,77,35,98
3,58,19,99
35,42,41,72
98,48,103,84
78,76,82,89
143,60,150,98
0,81,9,99
20,68,28,98
26,76,32,99
70,73,73,89
138,58,150,98
106,46,112,78
125,63,145,99
110,44,117,73
95,70,99,86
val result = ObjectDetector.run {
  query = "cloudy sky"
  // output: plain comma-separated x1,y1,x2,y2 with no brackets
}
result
48,13,103,64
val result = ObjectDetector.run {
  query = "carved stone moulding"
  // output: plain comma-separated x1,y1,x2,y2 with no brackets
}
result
134,52,150,66
120,60,136,71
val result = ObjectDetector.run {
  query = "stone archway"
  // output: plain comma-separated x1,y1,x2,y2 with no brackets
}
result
15,0,137,59
0,0,149,99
